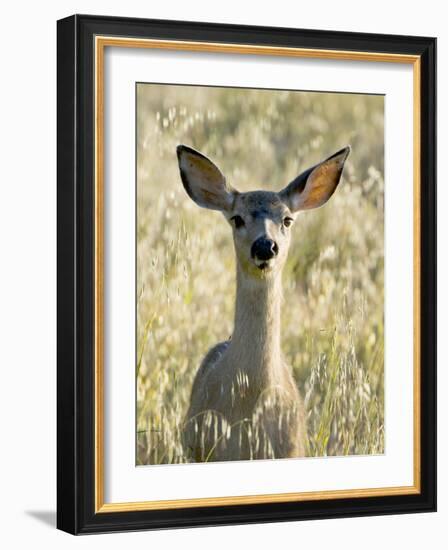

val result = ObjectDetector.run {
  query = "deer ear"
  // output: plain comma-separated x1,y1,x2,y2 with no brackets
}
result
176,145,237,211
279,146,350,213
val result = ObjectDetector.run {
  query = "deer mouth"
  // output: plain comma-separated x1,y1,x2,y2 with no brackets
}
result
254,259,273,271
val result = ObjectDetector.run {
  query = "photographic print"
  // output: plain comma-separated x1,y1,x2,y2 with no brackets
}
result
136,83,385,465
57,16,435,533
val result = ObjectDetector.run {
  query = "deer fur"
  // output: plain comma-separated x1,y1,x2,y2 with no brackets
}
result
176,144,350,462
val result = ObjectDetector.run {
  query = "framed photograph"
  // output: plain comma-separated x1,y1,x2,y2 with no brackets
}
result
57,14,436,534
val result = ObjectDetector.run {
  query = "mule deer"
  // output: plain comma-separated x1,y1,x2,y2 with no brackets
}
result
176,144,350,462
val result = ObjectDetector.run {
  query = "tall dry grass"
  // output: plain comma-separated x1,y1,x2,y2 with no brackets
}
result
136,84,384,464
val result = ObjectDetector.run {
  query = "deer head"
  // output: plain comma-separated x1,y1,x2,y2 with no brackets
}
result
176,145,350,279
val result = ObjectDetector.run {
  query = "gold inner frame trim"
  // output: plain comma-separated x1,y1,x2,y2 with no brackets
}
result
94,35,421,514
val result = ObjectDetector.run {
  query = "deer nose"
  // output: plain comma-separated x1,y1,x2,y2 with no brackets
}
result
251,237,279,261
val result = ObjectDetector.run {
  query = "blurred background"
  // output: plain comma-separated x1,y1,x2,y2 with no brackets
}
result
136,83,384,465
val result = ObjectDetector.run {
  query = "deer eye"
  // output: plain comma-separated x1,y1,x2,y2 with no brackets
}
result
231,215,245,229
283,217,293,228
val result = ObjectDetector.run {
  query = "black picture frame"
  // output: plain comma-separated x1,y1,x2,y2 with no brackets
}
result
57,14,436,535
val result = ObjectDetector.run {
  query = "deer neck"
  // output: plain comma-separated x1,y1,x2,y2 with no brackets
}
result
228,266,283,381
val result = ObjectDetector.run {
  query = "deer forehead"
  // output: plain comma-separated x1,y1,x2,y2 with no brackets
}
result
233,191,288,220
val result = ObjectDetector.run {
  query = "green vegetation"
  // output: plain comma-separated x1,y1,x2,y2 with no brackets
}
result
136,84,384,464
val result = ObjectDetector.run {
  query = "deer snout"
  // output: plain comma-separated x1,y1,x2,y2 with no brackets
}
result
251,237,279,261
